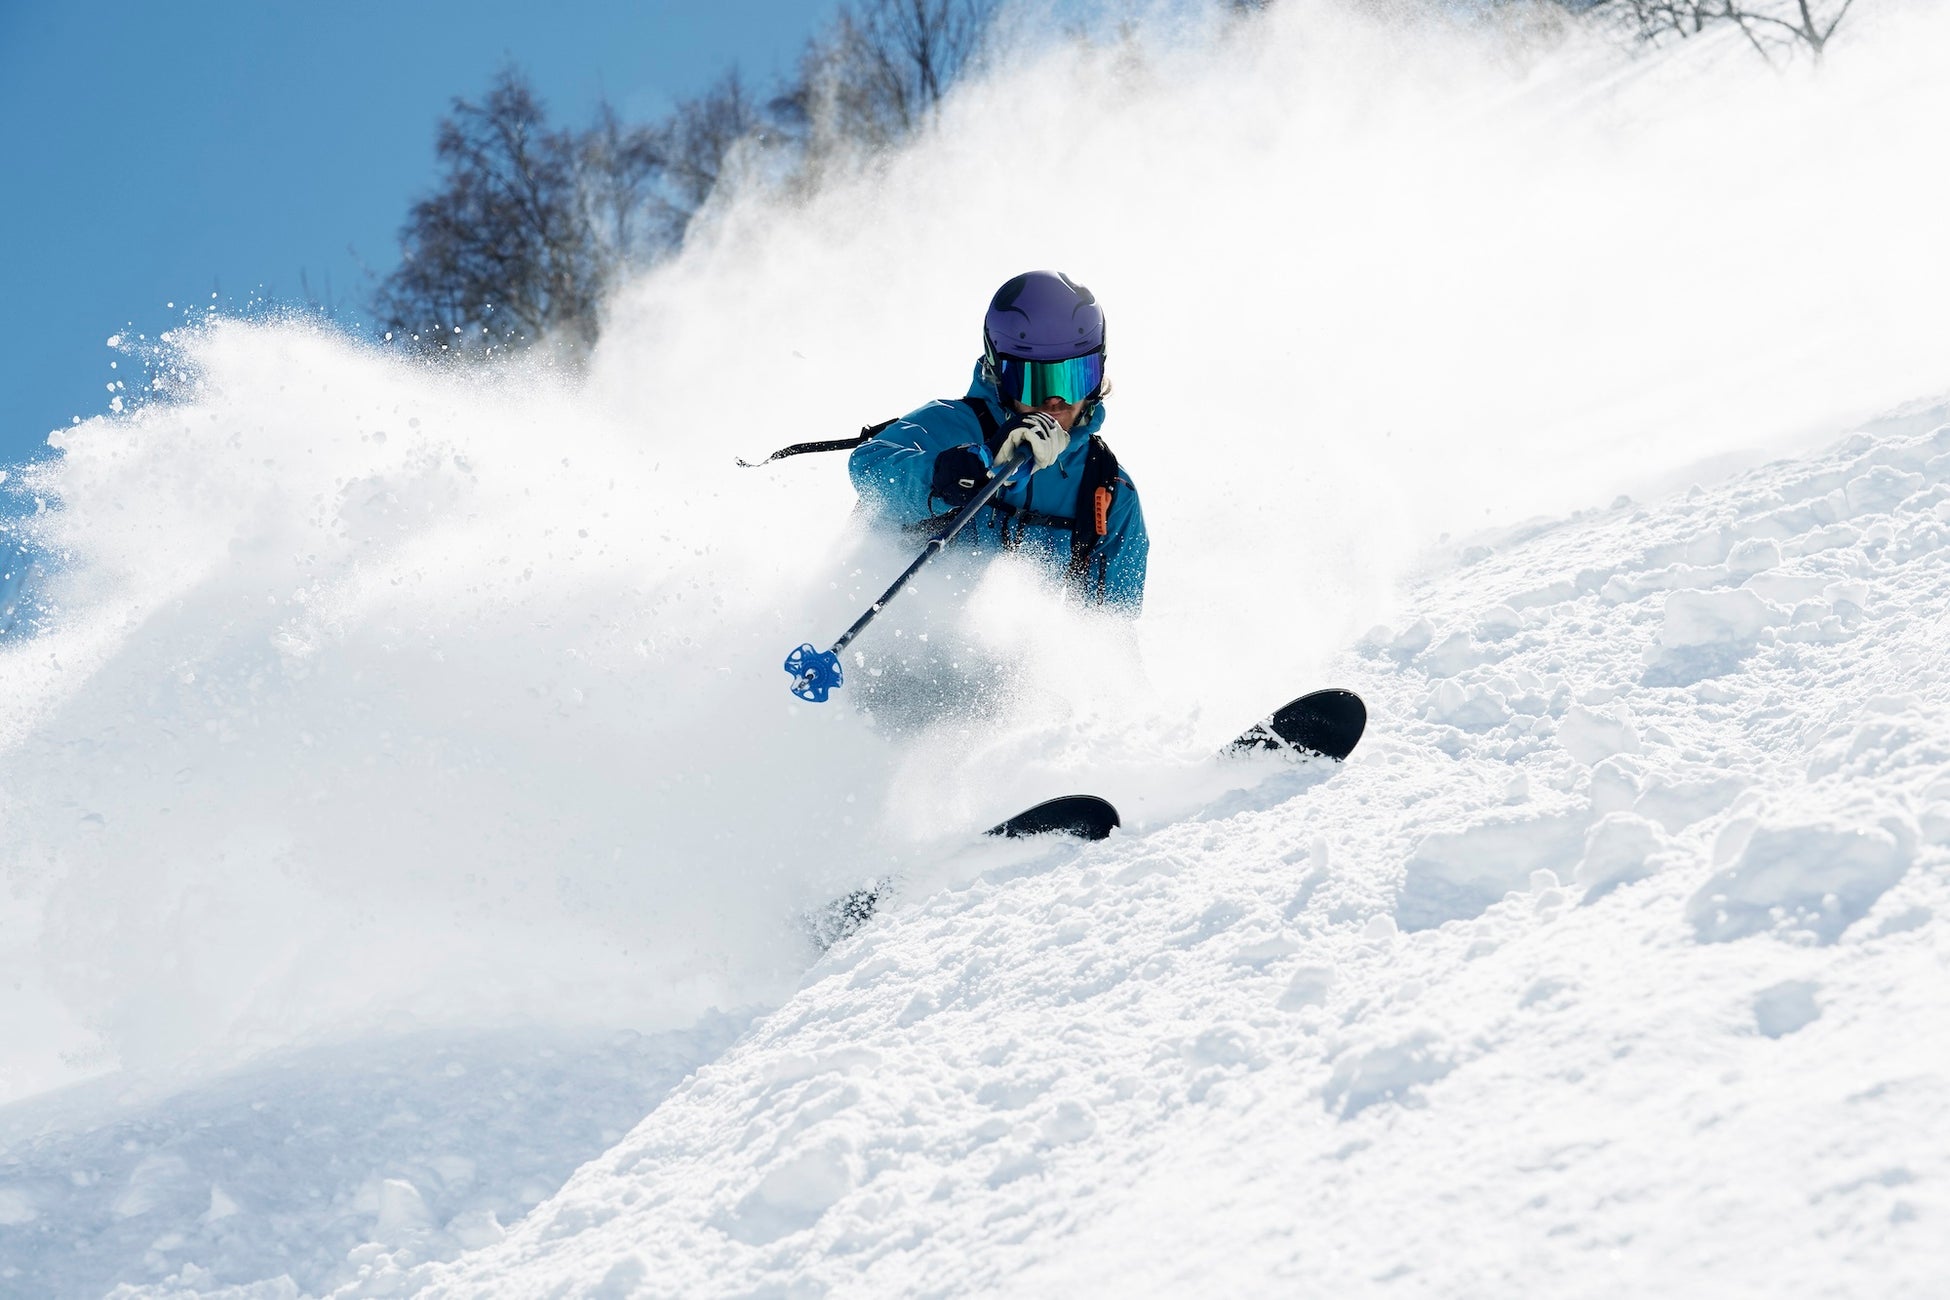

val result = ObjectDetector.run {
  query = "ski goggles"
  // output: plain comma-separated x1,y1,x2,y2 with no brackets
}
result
988,346,1106,407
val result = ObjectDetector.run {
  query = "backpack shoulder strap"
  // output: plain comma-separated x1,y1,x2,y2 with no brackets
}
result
1068,435,1121,595
959,396,1004,455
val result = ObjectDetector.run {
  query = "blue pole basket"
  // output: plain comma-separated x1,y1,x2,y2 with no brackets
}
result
784,643,845,702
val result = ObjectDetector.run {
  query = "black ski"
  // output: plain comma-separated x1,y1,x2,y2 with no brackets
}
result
1225,688,1367,761
809,794,1120,948
986,794,1120,841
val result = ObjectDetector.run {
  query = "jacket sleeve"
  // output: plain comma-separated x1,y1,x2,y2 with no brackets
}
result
1095,471,1149,612
848,413,985,526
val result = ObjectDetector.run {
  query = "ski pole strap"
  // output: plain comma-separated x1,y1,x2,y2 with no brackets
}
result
737,420,896,468
739,397,1003,469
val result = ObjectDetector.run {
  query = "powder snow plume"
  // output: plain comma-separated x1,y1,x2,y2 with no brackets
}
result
2,0,1945,1113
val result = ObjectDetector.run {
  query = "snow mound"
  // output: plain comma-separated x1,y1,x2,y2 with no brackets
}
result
1690,815,1915,945
321,409,1950,1299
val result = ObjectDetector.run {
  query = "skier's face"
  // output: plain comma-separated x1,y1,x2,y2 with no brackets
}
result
1016,393,1089,431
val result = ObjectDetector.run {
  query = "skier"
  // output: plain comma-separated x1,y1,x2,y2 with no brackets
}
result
849,270,1148,611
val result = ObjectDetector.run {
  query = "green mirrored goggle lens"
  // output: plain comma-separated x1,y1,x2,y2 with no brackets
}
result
992,349,1105,406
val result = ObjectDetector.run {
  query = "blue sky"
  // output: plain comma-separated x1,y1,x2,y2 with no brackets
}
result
0,1,841,467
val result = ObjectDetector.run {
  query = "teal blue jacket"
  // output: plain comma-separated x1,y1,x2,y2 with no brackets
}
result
848,365,1148,610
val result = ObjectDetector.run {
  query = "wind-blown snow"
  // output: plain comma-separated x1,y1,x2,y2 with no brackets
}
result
3,0,1948,1295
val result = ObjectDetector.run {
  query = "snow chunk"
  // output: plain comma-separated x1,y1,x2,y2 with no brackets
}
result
0,1187,36,1226
1038,1099,1099,1146
126,1265,301,1297
1475,603,1523,639
1806,711,1950,782
1575,812,1669,901
371,1177,433,1244
1659,588,1777,650
1558,705,1641,766
593,1255,651,1298
1362,618,1433,661
1726,537,1781,577
1753,980,1822,1038
1843,465,1923,515
1588,755,1646,816
1229,934,1301,967
1784,522,1859,557
1418,629,1480,678
111,1152,192,1219
1279,964,1335,1010
1688,818,1914,944
1323,1032,1454,1118
1634,771,1750,833
1188,1022,1263,1069
446,1207,507,1250
722,1140,858,1245
201,1183,241,1224
1397,810,1590,930
1646,588,1782,685
1424,679,1510,730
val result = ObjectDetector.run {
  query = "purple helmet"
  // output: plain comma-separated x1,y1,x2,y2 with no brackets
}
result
983,271,1107,407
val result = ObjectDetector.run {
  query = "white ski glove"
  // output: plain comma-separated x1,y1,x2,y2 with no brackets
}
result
994,410,1070,472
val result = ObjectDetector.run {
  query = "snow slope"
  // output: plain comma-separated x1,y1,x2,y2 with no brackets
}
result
1,1020,747,1300
318,400,1950,1299
4,0,1950,1295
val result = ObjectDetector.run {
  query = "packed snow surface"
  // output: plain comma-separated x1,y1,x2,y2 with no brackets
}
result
4,1,1949,1296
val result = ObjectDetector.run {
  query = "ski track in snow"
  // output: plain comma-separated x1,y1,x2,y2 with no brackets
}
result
245,406,1947,1298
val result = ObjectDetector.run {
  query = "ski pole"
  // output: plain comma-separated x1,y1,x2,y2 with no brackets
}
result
785,452,1033,701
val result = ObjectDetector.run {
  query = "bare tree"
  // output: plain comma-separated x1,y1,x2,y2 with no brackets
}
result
577,100,669,273
1725,0,1858,60
375,68,606,357
661,71,768,223
373,2,1007,360
797,0,998,158
624,68,793,248
1595,0,1860,63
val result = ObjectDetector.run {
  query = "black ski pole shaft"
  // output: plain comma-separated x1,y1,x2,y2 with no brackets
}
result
827,451,1031,657
783,451,1034,701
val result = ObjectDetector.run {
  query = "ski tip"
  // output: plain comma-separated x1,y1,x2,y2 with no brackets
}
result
1227,688,1367,761
986,795,1120,841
